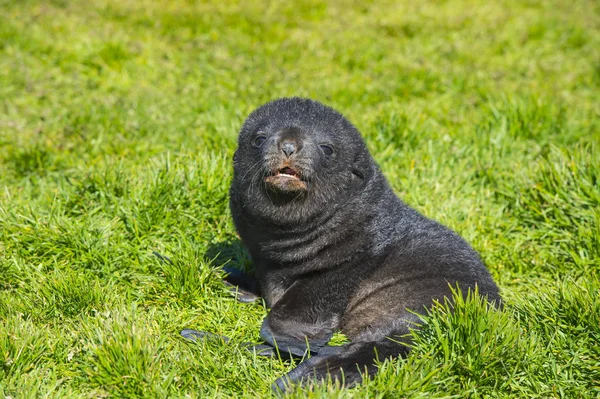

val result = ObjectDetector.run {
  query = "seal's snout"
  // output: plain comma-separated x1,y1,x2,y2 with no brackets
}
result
277,127,304,159
281,141,296,157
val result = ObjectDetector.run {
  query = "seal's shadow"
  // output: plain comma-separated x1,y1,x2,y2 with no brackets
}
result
204,238,259,302
204,238,253,272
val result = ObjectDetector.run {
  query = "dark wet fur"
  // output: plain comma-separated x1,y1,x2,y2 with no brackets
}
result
219,98,499,391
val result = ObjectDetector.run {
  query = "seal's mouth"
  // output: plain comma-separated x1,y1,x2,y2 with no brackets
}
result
264,165,307,193
276,166,300,179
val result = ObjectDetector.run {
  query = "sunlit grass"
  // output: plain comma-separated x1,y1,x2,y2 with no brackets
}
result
1,0,598,397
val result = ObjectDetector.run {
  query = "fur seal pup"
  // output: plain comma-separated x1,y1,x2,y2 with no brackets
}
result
184,97,501,391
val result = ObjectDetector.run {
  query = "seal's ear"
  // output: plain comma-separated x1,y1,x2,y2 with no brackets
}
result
351,148,370,182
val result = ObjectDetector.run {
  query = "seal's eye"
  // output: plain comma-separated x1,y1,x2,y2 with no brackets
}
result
320,144,334,156
253,134,267,147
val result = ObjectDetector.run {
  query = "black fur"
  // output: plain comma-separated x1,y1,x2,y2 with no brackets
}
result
190,98,501,391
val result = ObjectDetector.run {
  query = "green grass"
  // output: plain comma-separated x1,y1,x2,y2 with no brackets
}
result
0,0,599,397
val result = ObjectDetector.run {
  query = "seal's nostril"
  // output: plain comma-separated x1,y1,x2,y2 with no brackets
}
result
282,141,296,157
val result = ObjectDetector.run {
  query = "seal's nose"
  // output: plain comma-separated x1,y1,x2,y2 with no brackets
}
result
281,141,296,157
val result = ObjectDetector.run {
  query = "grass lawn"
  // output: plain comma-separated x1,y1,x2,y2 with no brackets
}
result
1,0,599,397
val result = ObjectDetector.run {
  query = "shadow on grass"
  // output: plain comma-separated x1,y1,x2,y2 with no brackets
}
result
153,239,258,301
204,239,258,301
204,238,252,272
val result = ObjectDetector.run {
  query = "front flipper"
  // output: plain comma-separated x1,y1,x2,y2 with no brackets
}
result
180,328,230,343
223,281,260,303
222,266,260,303
179,329,298,359
256,278,347,358
259,316,333,357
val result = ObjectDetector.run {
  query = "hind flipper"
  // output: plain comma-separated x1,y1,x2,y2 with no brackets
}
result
272,339,410,392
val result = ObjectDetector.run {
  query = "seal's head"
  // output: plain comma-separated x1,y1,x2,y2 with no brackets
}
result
258,125,312,195
231,98,373,224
